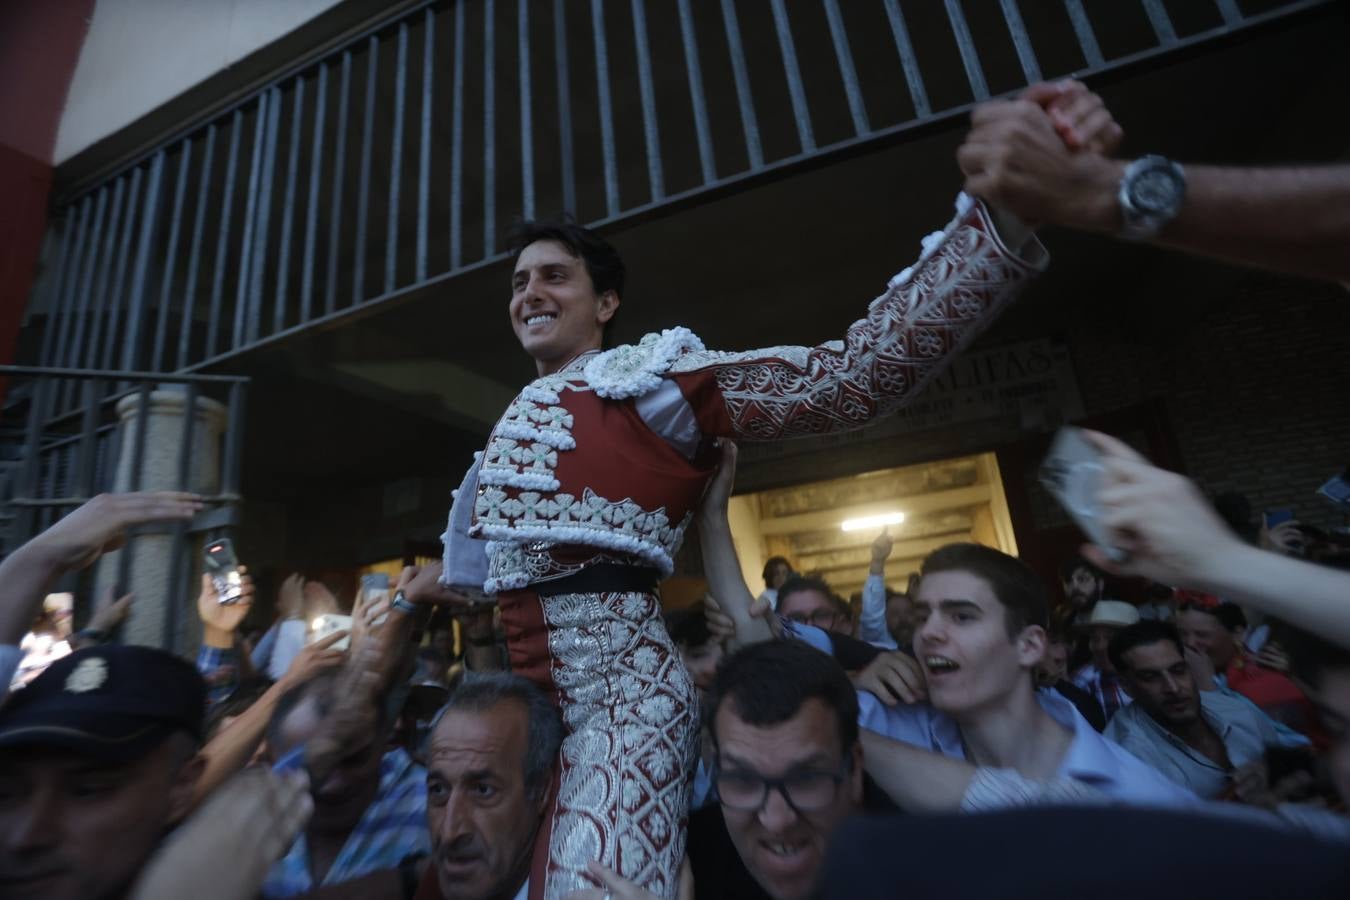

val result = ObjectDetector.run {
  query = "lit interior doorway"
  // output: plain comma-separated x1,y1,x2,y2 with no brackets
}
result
727,452,1018,599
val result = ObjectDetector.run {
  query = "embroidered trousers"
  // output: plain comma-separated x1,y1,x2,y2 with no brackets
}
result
498,586,699,900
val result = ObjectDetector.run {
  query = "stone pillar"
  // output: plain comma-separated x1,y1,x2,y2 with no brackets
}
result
95,386,228,653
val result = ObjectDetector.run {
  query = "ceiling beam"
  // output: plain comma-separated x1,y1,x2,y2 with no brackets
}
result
757,484,992,536
795,536,962,575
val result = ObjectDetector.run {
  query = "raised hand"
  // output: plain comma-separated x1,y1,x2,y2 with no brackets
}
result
1078,430,1247,588
29,492,203,572
853,649,928,706
197,569,255,636
276,573,305,620
1022,80,1123,155
958,88,1124,232
1259,520,1307,557
278,630,348,690
870,526,894,573
397,560,472,607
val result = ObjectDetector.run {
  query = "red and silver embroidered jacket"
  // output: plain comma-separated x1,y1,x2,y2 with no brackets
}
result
442,195,1048,594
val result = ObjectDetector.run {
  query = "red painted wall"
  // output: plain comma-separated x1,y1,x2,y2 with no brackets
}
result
0,0,94,369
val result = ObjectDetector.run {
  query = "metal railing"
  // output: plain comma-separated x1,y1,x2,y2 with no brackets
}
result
0,366,249,650
25,0,1332,378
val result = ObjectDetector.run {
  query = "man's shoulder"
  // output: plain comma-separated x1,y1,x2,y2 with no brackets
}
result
1202,687,1274,729
1101,699,1148,741
583,327,706,398
857,692,946,750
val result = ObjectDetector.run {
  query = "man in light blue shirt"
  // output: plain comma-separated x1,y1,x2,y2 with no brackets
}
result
833,543,1196,807
1104,620,1305,800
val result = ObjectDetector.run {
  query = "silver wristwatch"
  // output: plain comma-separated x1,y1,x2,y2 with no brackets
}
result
1118,155,1186,240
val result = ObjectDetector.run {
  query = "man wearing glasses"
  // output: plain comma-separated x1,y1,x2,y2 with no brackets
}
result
776,576,847,635
688,638,871,900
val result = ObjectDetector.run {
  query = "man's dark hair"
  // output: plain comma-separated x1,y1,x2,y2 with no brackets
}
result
707,641,858,758
1181,602,1248,632
1058,552,1105,584
921,543,1049,638
509,217,625,346
776,574,833,610
432,671,563,803
1108,621,1186,675
762,556,792,583
665,605,714,650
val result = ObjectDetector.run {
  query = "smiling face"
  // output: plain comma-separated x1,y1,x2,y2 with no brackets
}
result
510,240,618,376
714,697,861,900
913,570,1043,719
425,703,543,900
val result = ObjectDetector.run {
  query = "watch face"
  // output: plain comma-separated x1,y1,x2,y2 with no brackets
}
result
1129,167,1179,214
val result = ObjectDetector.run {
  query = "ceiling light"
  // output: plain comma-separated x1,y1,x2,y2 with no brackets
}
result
840,511,905,532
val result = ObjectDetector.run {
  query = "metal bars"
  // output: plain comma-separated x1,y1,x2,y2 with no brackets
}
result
27,0,1325,379
998,0,1043,84
0,365,249,648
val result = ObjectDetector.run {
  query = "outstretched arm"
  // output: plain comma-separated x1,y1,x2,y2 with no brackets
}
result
960,97,1350,281
668,195,1047,441
664,83,1126,442
0,492,202,648
1084,430,1350,651
860,729,1107,812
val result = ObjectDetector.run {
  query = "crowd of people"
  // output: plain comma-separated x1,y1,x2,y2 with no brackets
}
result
2,81,1350,900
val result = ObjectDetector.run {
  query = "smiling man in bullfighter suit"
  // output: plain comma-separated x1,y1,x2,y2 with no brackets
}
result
436,82,1119,899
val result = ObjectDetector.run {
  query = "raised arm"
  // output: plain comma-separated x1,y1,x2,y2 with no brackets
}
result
960,99,1350,281
191,631,346,809
1084,430,1350,651
0,492,201,648
667,195,1047,441
857,529,899,649
696,442,775,649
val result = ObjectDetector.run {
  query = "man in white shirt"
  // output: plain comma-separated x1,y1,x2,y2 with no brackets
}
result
1106,620,1308,801
855,543,1194,807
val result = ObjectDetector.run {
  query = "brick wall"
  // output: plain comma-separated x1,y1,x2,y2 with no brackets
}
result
1069,274,1350,533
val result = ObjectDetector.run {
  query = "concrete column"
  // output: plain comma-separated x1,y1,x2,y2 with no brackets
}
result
95,386,228,653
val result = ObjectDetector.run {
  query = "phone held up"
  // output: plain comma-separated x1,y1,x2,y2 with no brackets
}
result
1039,427,1127,563
203,538,245,605
310,613,353,651
360,572,391,627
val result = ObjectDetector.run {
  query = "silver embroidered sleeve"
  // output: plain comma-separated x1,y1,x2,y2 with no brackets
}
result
670,195,1049,440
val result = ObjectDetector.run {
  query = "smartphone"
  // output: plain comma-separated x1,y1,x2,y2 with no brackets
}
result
203,538,244,605
1039,427,1126,562
310,613,352,651
360,573,390,627
1317,468,1350,510
1263,508,1295,529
